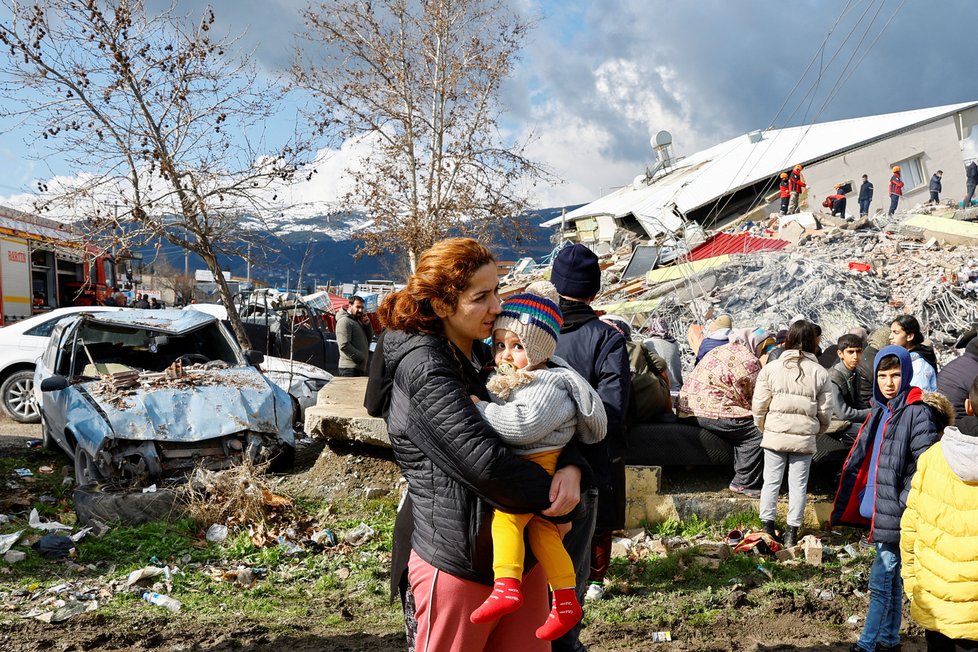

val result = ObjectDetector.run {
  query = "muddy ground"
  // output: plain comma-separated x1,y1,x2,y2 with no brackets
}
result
0,417,927,651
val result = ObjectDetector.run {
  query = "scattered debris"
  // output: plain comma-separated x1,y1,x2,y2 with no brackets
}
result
31,534,75,559
205,523,228,544
4,550,26,564
343,523,375,546
142,591,181,612
0,530,23,554
28,508,72,532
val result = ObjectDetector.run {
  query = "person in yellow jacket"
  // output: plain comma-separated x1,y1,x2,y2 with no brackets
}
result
901,377,976,651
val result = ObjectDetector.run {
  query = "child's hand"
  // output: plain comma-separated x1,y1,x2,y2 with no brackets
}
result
470,395,480,404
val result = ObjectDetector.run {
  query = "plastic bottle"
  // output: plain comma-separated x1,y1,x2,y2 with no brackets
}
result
142,591,181,612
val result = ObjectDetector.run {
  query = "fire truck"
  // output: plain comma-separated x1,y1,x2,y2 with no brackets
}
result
0,205,118,324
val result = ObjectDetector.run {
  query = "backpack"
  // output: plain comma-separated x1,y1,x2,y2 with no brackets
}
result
625,340,671,424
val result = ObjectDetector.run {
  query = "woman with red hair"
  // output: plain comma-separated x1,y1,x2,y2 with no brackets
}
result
365,237,585,652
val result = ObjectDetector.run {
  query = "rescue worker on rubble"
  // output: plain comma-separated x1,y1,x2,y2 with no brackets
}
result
788,165,806,214
928,170,943,204
858,174,874,217
888,166,904,217
965,160,978,207
779,173,791,215
821,184,847,217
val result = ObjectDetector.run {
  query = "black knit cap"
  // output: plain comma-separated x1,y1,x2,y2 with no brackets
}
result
550,244,601,299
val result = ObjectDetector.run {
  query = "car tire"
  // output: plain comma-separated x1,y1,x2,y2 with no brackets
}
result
73,484,185,526
268,444,296,473
1,369,40,423
74,447,105,487
40,415,58,451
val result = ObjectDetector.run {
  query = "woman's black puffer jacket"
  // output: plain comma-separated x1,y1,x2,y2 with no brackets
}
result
366,329,586,585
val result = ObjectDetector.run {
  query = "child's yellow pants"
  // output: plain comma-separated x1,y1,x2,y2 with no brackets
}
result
491,449,577,589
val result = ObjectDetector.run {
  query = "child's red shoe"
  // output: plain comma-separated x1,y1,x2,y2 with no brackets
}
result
535,588,582,640
470,577,523,624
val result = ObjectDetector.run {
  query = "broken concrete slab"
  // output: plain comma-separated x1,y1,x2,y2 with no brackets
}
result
304,378,391,449
779,221,805,244
903,213,978,245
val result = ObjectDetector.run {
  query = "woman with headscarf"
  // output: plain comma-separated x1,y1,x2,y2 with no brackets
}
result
644,317,683,393
676,327,774,498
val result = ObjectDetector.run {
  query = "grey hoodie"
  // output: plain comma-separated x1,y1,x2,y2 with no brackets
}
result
477,356,608,455
941,424,978,482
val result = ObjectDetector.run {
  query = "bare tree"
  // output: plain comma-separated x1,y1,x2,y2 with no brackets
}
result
292,0,554,270
0,0,310,348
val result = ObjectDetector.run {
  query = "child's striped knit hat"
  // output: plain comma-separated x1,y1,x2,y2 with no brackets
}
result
494,281,563,366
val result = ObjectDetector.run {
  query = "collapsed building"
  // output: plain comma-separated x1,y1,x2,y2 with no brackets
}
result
513,101,978,365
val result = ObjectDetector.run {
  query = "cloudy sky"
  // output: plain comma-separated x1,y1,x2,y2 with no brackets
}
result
0,0,975,211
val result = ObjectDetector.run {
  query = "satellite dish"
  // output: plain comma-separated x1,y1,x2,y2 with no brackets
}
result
652,130,673,148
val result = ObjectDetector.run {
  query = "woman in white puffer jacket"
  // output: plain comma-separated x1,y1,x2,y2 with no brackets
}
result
752,320,833,547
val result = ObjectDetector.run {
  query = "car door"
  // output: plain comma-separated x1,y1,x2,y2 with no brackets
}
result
38,320,76,451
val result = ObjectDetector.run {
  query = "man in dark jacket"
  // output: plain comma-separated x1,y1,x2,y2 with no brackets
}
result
335,296,372,376
548,244,631,650
858,174,874,217
832,346,945,652
937,335,978,421
965,161,978,207
929,170,943,204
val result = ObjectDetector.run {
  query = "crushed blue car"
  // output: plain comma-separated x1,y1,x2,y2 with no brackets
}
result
34,309,295,487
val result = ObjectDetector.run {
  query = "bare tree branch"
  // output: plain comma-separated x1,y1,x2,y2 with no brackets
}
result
293,0,556,270
0,0,312,348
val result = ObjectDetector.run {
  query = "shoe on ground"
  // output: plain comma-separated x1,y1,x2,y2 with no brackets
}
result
728,483,761,499
584,583,605,602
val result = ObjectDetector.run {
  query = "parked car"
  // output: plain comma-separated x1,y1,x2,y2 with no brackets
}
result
186,297,342,375
0,305,126,423
34,309,295,487
236,294,341,374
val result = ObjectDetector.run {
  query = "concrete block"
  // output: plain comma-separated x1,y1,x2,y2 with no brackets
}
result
624,465,664,528
304,377,391,448
4,550,25,563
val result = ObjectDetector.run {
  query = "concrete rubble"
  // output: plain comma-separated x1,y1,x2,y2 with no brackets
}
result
501,201,978,367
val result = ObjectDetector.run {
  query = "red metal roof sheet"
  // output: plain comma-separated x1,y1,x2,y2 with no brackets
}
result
687,232,788,261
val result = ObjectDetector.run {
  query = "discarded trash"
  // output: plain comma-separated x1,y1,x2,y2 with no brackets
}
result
69,527,93,543
25,439,42,448
847,615,861,625
4,550,26,563
310,529,337,547
27,599,97,623
28,508,72,531
142,591,181,613
0,530,23,554
127,566,164,587
14,468,33,477
650,631,672,642
142,484,158,494
277,536,303,556
724,529,743,546
757,564,773,580
843,544,858,559
31,534,75,559
343,522,375,546
847,261,872,272
0,514,9,524
205,523,228,544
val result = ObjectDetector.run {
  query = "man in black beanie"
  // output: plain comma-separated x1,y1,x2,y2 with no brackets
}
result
548,244,631,651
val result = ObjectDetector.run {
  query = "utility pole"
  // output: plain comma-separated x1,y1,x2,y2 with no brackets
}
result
183,226,189,277
286,268,290,292
246,242,251,283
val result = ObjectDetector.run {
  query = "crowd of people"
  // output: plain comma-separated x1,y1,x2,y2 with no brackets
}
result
362,236,978,652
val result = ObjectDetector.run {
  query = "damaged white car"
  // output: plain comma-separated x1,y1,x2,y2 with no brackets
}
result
34,309,295,487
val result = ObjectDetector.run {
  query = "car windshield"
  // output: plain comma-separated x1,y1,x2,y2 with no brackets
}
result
59,320,240,378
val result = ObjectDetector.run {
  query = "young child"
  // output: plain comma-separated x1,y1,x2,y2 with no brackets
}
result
831,345,951,652
900,376,972,651
752,320,833,548
468,281,607,641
